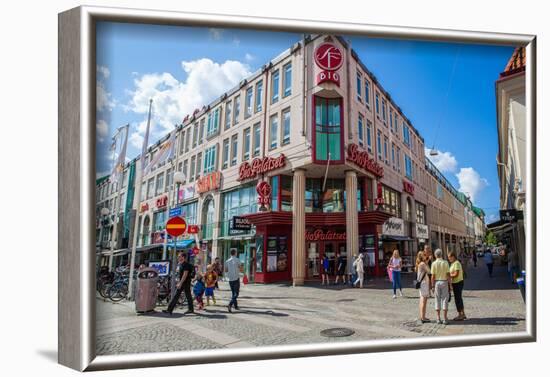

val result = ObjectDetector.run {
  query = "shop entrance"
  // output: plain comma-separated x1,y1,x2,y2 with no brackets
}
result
306,241,347,279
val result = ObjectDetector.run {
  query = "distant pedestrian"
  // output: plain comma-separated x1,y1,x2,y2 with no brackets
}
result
193,273,206,310
353,254,365,288
334,252,347,285
483,248,494,277
389,249,403,298
163,252,194,315
204,264,218,306
472,250,478,267
349,254,358,287
213,257,223,288
415,251,431,323
225,248,242,313
321,254,330,286
431,248,451,325
448,250,466,321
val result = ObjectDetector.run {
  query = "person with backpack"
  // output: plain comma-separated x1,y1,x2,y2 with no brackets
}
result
163,252,195,315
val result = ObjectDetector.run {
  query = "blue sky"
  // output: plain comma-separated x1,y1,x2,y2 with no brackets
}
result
96,22,516,223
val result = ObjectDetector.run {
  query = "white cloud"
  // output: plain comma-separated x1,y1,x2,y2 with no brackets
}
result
456,167,489,203
486,213,499,224
96,119,109,143
209,28,223,40
425,147,458,173
126,58,251,146
97,65,110,79
97,80,115,112
245,53,255,62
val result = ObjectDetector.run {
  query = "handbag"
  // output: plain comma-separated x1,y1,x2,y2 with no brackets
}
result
413,270,427,289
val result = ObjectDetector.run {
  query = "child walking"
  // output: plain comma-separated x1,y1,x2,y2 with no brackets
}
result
204,264,218,306
193,273,206,310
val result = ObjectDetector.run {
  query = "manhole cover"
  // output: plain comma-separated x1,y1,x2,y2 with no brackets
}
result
320,328,355,337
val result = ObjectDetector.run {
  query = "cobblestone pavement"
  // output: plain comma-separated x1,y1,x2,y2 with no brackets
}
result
96,262,526,355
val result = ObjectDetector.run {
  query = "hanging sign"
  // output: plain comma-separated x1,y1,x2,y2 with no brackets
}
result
314,42,344,86
382,217,405,237
256,181,272,206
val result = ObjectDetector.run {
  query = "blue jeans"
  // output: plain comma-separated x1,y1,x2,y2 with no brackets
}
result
392,270,402,294
229,279,240,308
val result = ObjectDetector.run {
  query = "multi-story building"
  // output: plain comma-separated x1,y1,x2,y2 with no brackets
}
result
491,47,526,269
472,206,486,245
97,35,479,284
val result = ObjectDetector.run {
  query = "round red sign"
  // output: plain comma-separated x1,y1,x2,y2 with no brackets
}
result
256,181,272,197
314,43,343,71
166,216,187,237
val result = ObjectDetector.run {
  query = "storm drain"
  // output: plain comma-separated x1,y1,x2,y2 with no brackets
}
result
320,328,355,337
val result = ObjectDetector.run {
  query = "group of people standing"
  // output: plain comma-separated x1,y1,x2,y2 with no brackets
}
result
163,248,243,315
415,246,466,325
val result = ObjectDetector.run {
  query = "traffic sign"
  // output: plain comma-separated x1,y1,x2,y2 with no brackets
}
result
169,207,182,217
166,216,187,237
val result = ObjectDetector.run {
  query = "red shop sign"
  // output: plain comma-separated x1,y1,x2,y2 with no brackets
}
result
317,70,340,87
187,225,200,234
156,195,168,208
256,181,272,206
403,180,415,196
238,154,286,181
196,171,222,194
140,203,149,213
314,43,344,71
305,229,347,242
346,144,384,178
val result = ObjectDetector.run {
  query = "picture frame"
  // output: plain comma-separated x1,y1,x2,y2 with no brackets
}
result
58,5,537,371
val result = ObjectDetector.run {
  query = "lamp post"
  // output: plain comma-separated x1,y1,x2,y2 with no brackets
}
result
170,171,186,301
98,207,110,267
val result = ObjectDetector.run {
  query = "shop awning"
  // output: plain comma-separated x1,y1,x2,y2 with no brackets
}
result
380,235,414,241
137,239,196,252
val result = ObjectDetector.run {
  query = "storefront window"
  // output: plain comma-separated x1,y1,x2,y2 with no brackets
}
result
152,210,167,232
305,178,321,213
271,176,279,211
281,175,293,211
255,235,264,273
305,178,345,213
221,185,258,236
266,236,288,272
382,185,401,217
202,199,215,240
314,96,342,162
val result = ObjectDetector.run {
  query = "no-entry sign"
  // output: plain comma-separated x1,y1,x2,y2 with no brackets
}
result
166,216,187,237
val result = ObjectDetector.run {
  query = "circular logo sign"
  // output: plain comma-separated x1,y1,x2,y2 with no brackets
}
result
256,181,272,198
314,43,343,71
166,216,187,237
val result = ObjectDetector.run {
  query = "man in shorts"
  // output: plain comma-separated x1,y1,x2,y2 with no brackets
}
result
430,248,451,325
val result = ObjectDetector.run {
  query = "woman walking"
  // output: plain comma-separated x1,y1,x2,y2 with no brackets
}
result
448,250,467,320
321,254,330,285
353,254,365,288
415,251,431,323
483,248,494,277
389,249,403,298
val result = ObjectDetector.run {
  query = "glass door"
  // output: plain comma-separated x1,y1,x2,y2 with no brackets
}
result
307,242,320,278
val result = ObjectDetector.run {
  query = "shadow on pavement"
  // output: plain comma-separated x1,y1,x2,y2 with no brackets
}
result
449,316,525,326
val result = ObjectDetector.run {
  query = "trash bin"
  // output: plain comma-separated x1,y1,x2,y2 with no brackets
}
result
135,268,159,313
516,270,526,303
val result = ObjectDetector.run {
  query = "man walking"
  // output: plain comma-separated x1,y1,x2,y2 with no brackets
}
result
225,248,242,313
163,252,194,315
430,248,451,325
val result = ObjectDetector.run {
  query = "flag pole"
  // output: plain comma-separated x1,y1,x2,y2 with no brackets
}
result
128,99,153,300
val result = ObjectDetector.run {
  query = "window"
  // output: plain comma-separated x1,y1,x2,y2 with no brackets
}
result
189,156,196,182
195,153,202,179
203,145,217,173
393,113,398,134
166,167,173,190
199,118,205,145
221,185,257,236
153,210,167,232
382,99,387,122
206,108,220,138
416,202,426,224
245,87,253,118
155,173,164,196
192,123,198,147
147,178,155,199
255,80,263,112
225,101,232,130
253,123,261,157
403,122,410,146
314,96,342,162
231,134,238,166
406,198,412,221
122,170,128,188
366,120,372,153
140,182,146,201
376,130,382,160
384,136,389,164
389,109,393,131
405,154,413,179
180,201,198,226
233,96,240,125
396,147,401,172
283,63,292,97
271,70,280,103
185,126,190,152
282,108,291,145
382,185,402,217
243,128,251,160
222,138,229,169
364,80,370,105
182,160,188,182
375,92,380,115
179,131,185,154
357,114,364,146
356,71,362,101
269,114,278,150
271,175,279,211
436,182,444,200
391,143,396,170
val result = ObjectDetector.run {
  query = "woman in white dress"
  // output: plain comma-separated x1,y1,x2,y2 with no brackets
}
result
353,254,365,288
415,251,431,323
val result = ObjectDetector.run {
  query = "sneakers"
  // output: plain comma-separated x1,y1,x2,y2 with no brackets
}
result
392,294,397,299
421,318,431,323
227,304,232,313
436,319,442,324
442,319,449,325
183,310,194,315
162,309,172,316
398,290,403,297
